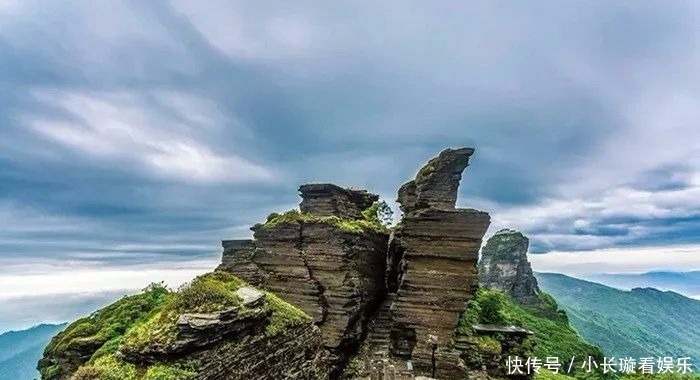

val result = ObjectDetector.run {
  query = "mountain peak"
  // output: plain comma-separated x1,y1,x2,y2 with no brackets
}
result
479,229,540,305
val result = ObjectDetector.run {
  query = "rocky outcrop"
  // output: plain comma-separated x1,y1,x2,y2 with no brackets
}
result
479,229,540,305
397,148,475,212
454,325,533,380
121,288,269,362
299,183,379,219
43,148,542,380
192,322,327,380
218,184,389,372
217,150,494,378
39,276,327,380
121,291,327,380
387,148,491,378
38,289,169,380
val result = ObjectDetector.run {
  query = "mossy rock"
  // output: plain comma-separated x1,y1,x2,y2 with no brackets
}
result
44,271,314,380
120,271,311,355
41,285,170,379
260,209,388,234
457,288,603,365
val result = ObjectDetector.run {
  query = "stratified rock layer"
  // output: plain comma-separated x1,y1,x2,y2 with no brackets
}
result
478,229,540,305
299,183,378,219
388,148,491,377
397,147,474,212
218,185,389,371
193,322,327,380
125,298,327,380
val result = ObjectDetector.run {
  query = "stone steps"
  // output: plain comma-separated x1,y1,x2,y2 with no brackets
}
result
364,292,395,355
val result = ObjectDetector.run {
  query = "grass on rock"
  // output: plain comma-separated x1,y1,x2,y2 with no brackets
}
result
49,271,312,380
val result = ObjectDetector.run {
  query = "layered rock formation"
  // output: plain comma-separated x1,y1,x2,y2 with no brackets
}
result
39,274,326,380
478,229,540,305
42,148,543,380
387,148,491,377
218,184,389,372
299,183,378,219
120,289,328,380
454,325,533,380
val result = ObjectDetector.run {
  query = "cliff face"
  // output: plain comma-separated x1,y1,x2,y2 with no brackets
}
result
41,148,540,380
218,184,389,373
478,229,540,306
386,148,491,377
39,273,326,380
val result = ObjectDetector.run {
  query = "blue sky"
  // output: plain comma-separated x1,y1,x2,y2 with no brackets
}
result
1,0,700,331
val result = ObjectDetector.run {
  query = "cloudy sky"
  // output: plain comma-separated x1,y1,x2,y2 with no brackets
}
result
1,0,700,332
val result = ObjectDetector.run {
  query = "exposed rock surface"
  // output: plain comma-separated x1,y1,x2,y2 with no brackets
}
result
478,229,540,305
192,322,327,380
218,184,389,372
123,298,327,380
221,149,494,379
42,148,543,380
121,305,269,362
386,148,491,377
397,147,474,212
454,325,533,380
39,278,326,380
299,183,378,219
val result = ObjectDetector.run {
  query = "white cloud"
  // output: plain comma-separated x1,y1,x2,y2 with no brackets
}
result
482,181,700,251
0,258,216,300
170,0,317,61
529,244,700,276
27,90,274,184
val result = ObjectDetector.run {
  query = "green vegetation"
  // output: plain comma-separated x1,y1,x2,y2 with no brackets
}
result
44,285,168,356
143,364,198,380
120,272,247,353
120,271,311,353
46,271,313,380
120,271,308,353
260,208,389,234
416,157,438,182
261,209,315,229
535,369,576,380
458,288,603,363
70,355,197,380
533,367,700,380
478,229,529,261
620,373,700,380
72,356,137,380
536,273,700,364
42,284,169,379
362,200,394,227
263,291,312,336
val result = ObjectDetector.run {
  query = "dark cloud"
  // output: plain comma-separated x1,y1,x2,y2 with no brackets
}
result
1,0,700,331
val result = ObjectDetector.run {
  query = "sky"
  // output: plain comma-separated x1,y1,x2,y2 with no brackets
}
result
1,0,700,332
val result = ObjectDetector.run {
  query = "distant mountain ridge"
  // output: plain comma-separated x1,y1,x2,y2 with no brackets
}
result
584,271,700,299
0,323,66,380
536,272,700,364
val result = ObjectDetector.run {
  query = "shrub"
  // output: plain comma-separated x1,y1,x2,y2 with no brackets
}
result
43,285,169,379
72,356,137,380
457,288,603,366
143,364,197,380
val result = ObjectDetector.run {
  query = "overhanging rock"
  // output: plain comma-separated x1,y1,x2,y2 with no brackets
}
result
388,148,491,377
